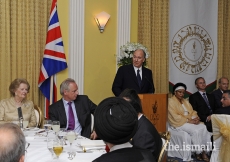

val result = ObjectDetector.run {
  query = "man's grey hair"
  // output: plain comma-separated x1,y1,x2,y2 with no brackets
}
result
0,123,26,162
223,90,230,98
60,78,76,96
134,49,146,58
218,77,229,84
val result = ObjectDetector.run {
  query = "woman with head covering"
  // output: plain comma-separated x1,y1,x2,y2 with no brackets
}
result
168,83,211,161
0,78,36,127
93,97,156,162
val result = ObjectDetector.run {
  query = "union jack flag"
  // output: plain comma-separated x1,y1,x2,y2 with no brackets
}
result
38,0,67,118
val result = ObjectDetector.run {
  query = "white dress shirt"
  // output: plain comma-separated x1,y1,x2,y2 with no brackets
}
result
110,142,133,152
133,66,142,80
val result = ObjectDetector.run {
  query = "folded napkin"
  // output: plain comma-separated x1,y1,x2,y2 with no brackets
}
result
79,140,105,147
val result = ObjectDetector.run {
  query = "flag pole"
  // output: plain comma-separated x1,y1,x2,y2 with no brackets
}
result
50,75,54,105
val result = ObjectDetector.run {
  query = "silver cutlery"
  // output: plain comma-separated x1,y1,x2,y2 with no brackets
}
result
58,135,67,145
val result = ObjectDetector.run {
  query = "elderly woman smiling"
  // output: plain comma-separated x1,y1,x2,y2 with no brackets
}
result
168,83,211,161
0,78,36,127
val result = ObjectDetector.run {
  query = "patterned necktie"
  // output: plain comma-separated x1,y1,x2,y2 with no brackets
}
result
137,69,142,87
67,102,75,130
202,93,212,113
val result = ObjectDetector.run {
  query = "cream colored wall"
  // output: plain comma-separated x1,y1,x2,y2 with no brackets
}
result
56,0,138,104
84,0,117,104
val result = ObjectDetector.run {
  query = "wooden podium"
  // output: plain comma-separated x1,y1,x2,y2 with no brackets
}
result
138,94,168,132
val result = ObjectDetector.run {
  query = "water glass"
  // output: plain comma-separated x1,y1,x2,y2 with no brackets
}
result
52,121,60,136
58,130,67,145
23,120,29,129
44,120,52,141
47,138,56,159
66,130,76,147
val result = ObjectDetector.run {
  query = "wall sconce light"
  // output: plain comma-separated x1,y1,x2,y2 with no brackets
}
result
94,11,110,33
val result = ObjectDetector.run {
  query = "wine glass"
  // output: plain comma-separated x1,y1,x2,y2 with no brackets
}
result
66,130,77,153
52,121,60,136
66,130,76,146
53,139,63,160
23,120,29,130
58,130,67,145
47,138,56,159
44,120,52,141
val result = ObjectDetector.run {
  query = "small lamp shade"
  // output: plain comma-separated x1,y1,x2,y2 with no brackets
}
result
95,11,110,33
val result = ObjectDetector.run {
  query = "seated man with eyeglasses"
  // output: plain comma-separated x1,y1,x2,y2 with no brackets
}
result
0,123,26,162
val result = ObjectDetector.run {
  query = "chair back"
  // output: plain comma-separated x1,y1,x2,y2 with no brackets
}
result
34,105,43,128
210,114,230,162
158,131,170,162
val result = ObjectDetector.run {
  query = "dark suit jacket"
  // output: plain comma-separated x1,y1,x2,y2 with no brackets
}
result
215,107,230,115
212,89,230,110
131,115,162,160
189,91,217,132
112,64,155,96
92,146,156,162
212,89,223,109
48,95,97,138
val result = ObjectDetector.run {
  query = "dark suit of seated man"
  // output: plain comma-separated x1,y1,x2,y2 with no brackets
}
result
92,97,156,162
189,77,217,132
112,49,155,97
119,89,162,160
49,78,97,139
212,77,230,109
215,90,230,114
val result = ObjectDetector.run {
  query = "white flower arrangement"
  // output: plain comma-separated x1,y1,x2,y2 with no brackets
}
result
117,42,150,66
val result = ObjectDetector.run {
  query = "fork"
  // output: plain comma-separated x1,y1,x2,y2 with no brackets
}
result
25,142,30,153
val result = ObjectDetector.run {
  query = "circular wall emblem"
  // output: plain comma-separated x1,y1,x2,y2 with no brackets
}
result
171,24,214,75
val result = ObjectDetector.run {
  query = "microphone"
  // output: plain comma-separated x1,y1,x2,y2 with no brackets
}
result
17,107,23,120
144,76,154,94
17,107,24,129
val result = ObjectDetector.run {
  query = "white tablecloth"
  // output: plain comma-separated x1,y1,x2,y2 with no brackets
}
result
24,129,106,162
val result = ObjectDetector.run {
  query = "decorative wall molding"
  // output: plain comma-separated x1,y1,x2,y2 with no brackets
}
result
69,0,85,94
68,0,131,92
116,0,131,69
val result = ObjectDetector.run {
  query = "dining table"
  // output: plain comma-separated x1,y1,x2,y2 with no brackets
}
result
24,128,106,162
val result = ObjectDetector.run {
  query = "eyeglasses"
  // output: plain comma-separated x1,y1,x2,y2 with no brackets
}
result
25,142,30,152
24,142,30,161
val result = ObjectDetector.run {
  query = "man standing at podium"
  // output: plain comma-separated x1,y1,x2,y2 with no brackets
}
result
112,49,155,96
